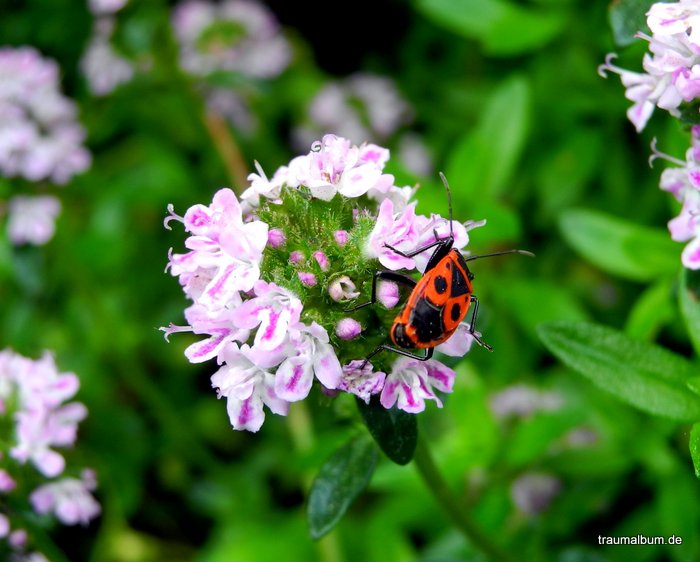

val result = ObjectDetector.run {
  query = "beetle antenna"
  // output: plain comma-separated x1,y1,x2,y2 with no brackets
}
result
438,172,453,239
464,249,535,262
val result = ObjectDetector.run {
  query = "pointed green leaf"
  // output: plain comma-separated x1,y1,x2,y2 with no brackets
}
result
680,268,700,356
356,396,417,465
446,75,530,200
559,208,680,281
307,433,378,539
415,0,565,55
625,278,674,340
690,423,700,478
537,321,700,421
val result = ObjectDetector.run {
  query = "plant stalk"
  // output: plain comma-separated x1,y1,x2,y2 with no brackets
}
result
413,434,517,562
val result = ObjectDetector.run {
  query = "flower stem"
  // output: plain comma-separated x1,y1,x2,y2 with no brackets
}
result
202,109,250,191
413,434,517,562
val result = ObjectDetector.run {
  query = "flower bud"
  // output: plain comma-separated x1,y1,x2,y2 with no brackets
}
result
267,228,286,248
334,230,348,246
378,281,400,308
298,272,317,287
313,250,330,271
328,276,360,302
335,318,362,340
289,250,304,264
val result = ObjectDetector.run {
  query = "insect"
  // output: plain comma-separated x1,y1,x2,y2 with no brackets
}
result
345,172,533,364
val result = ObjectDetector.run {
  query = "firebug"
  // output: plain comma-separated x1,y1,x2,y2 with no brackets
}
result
346,172,533,364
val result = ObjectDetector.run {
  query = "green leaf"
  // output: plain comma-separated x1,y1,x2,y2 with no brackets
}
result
687,377,700,396
537,321,700,421
690,423,700,478
559,208,680,281
625,278,674,340
356,396,417,465
680,268,700,356
609,0,654,47
415,0,565,56
446,75,530,200
307,433,378,539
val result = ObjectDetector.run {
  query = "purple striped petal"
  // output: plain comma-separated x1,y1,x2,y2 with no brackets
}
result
275,357,313,402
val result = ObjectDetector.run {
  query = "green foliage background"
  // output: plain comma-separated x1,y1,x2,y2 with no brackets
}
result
2,0,700,561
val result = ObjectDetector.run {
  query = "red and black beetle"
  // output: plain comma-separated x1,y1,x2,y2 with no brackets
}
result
346,172,533,364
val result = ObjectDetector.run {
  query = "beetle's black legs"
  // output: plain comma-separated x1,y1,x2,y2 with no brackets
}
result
362,343,434,368
343,270,416,312
468,295,493,352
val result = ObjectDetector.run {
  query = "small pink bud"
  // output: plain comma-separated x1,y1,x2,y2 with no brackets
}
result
336,318,362,340
378,281,400,308
289,250,304,264
334,230,349,246
313,250,330,271
328,276,360,302
268,228,286,248
9,529,27,548
0,470,16,493
0,514,8,538
298,272,317,287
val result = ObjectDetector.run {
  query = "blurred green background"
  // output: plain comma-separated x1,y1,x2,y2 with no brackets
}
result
2,0,699,560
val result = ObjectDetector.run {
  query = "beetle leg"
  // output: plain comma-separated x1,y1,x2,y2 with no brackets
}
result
384,234,453,260
468,295,493,352
344,270,416,312
361,344,434,369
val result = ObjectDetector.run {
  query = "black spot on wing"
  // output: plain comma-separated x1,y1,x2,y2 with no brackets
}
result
434,275,447,294
450,303,462,322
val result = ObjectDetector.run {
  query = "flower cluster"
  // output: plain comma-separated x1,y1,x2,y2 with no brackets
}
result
80,18,135,97
5,195,61,246
171,0,291,132
0,349,100,559
293,73,433,176
600,0,700,269
172,0,290,78
651,126,700,268
599,1,700,132
0,46,91,184
164,134,483,432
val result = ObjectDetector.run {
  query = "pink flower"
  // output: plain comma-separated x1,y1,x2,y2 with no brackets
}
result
380,357,456,413
80,18,135,96
179,300,250,363
365,199,420,270
211,344,289,432
654,128,700,268
436,323,479,356
647,1,700,44
0,350,87,478
172,0,291,79
286,134,396,201
166,188,268,307
0,47,91,183
338,361,386,403
29,470,100,525
6,195,61,246
275,322,342,402
231,280,302,351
